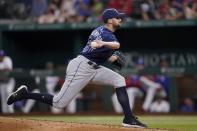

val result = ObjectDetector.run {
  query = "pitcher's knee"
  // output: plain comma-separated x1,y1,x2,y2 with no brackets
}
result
114,76,126,87
52,102,67,109
52,97,70,109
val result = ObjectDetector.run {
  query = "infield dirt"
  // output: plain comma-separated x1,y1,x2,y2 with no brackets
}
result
0,117,173,131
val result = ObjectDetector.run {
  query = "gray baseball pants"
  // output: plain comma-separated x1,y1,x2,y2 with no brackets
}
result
53,55,125,108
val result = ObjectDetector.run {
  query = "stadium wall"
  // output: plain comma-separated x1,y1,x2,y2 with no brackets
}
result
0,21,196,113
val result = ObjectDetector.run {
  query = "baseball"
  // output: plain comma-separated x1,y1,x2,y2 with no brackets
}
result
91,41,98,48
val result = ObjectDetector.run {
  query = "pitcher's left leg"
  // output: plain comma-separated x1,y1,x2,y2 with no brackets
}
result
92,66,147,128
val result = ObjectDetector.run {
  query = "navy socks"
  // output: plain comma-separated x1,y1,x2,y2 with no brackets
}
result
24,93,54,106
21,86,132,115
115,86,133,118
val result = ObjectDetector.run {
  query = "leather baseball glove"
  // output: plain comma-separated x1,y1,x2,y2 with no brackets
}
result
111,51,126,70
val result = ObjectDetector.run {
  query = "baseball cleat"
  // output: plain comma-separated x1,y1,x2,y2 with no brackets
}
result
7,85,28,105
122,116,147,128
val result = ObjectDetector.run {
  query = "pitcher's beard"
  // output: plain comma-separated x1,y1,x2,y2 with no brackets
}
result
113,24,121,30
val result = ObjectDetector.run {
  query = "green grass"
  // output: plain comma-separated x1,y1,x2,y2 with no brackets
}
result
16,115,197,131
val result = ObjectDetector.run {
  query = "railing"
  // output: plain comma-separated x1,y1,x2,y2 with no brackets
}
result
0,20,197,31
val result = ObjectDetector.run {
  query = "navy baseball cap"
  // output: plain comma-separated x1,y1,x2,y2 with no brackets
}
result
102,8,126,23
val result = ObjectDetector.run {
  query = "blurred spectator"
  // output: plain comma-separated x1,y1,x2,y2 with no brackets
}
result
1,0,196,22
59,0,78,23
11,0,32,19
107,0,122,11
74,0,92,22
107,0,132,16
0,0,30,19
88,0,104,22
141,0,157,21
170,0,184,20
180,97,195,112
183,0,197,19
130,0,143,19
139,75,168,111
193,0,197,18
0,49,15,113
184,0,193,19
149,95,170,113
155,0,172,20
0,0,10,18
31,0,48,18
38,0,60,24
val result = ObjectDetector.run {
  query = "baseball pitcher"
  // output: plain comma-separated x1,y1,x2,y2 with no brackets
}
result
7,8,147,128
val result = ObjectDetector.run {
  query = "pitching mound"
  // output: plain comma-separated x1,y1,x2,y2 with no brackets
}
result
0,117,172,131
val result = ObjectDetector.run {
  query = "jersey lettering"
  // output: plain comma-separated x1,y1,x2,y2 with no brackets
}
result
80,26,118,64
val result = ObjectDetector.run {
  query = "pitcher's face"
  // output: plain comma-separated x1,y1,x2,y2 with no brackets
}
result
112,18,122,29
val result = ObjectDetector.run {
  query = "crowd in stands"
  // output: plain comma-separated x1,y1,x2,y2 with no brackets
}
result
0,0,197,24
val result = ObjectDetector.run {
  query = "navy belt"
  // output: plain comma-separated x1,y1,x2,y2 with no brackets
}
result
87,61,100,69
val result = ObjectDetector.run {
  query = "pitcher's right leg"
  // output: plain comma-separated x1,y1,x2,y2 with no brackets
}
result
53,57,96,109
